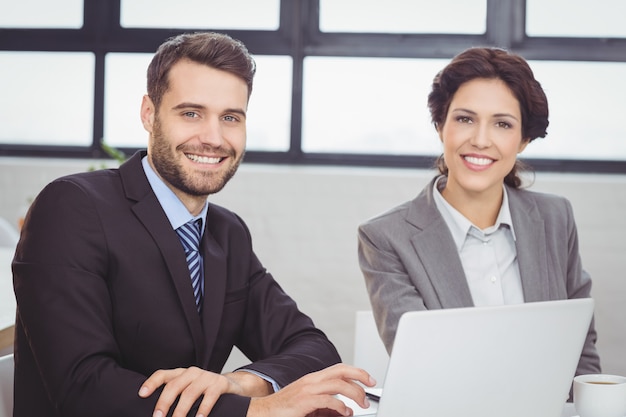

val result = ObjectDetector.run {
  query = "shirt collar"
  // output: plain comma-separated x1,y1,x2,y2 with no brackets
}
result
432,175,516,251
141,156,208,234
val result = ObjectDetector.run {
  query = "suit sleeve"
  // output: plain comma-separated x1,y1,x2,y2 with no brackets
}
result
226,214,342,389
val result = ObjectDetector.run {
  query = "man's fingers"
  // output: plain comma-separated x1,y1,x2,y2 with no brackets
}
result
196,391,223,417
299,364,375,409
146,367,233,417
311,364,376,388
139,367,204,416
310,377,370,410
139,368,185,397
155,378,193,417
174,373,229,417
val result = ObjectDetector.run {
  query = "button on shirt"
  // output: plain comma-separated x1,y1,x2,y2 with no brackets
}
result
433,176,524,306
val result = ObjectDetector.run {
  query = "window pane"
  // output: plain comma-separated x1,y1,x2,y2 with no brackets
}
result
104,54,291,152
521,61,626,161
0,52,94,146
246,56,292,152
104,53,153,148
320,0,486,34
302,57,447,155
527,0,626,38
120,0,280,30
0,0,83,28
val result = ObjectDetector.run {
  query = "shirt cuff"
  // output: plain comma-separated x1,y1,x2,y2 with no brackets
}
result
236,369,281,393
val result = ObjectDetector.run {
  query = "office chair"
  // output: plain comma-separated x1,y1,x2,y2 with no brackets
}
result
0,353,13,417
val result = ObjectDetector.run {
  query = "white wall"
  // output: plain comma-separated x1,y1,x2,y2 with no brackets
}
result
1,157,624,376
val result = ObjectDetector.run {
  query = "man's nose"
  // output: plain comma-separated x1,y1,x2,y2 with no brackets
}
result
198,117,224,147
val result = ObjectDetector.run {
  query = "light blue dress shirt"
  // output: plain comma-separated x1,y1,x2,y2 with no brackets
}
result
433,176,524,306
142,156,207,300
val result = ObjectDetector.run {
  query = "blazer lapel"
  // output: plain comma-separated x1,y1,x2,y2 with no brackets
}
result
508,188,550,302
198,220,227,366
120,152,207,362
406,179,474,308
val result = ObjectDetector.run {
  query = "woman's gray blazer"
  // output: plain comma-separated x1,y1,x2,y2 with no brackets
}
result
358,176,601,377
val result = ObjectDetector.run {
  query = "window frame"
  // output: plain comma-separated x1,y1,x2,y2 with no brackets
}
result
1,0,626,173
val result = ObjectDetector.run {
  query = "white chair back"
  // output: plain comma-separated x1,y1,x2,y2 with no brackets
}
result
353,311,389,388
0,353,13,417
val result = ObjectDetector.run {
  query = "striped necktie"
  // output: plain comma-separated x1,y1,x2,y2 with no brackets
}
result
176,219,203,312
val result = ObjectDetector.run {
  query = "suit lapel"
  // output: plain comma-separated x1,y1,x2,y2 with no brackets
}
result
406,179,474,308
508,188,550,302
120,152,207,362
198,218,227,366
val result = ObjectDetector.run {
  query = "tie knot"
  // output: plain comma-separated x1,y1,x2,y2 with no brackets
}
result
176,219,201,253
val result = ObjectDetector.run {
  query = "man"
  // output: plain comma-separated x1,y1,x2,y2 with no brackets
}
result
12,32,373,417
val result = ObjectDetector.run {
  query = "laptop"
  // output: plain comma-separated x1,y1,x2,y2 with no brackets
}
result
361,298,594,417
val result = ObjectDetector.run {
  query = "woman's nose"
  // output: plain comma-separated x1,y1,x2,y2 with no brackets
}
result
469,124,491,148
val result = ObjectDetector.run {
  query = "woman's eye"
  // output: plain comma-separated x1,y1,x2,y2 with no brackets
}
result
496,121,511,129
456,116,472,124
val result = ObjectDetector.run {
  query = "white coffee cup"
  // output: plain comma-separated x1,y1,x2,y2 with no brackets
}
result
573,374,626,417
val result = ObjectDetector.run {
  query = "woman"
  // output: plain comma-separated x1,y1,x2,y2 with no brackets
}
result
357,47,601,378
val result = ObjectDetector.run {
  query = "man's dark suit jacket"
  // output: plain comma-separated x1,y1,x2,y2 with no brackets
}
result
12,151,340,416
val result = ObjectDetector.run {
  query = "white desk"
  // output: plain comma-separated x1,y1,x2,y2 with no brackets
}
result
0,246,16,351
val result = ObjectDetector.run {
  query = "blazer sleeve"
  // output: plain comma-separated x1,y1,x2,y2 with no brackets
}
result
561,198,602,376
357,215,429,354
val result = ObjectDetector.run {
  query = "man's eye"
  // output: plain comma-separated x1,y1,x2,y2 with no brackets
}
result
223,115,238,122
183,111,198,118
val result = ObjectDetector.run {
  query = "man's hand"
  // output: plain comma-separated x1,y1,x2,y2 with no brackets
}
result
139,366,259,417
247,364,376,417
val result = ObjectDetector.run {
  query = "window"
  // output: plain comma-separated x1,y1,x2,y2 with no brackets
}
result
1,0,626,173
120,0,280,30
0,52,94,145
302,57,444,155
0,0,83,28
526,0,626,38
319,0,486,34
523,61,626,160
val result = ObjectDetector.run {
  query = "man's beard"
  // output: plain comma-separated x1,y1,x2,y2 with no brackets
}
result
149,118,244,197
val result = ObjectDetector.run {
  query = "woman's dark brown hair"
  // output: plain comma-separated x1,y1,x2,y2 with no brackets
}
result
146,32,256,112
427,47,549,188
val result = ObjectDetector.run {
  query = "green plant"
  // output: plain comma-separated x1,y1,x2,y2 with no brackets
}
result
88,140,128,171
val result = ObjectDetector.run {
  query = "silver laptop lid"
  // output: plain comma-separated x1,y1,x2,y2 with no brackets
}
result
375,298,594,417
